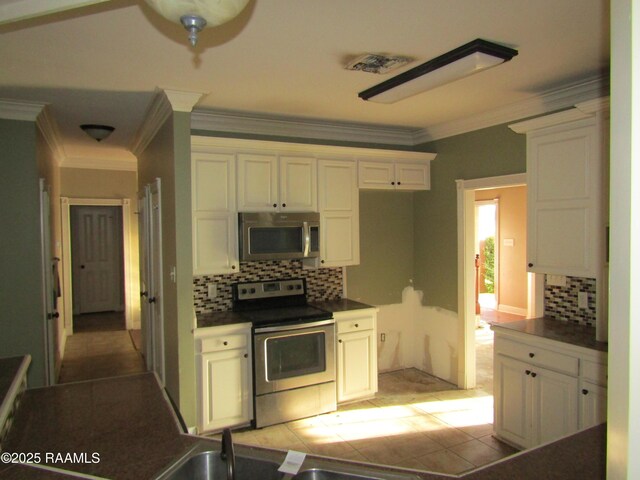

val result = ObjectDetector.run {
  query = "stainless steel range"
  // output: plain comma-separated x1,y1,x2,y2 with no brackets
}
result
232,278,337,428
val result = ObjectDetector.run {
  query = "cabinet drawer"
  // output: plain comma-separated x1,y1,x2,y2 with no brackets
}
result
337,316,375,334
581,360,607,386
495,337,578,376
198,334,247,353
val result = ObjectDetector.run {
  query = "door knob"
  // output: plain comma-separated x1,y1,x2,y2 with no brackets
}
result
80,265,85,269
149,297,156,304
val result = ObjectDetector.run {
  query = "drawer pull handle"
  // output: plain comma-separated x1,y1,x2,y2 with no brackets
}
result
529,352,535,358
525,370,531,376
531,372,537,378
223,341,228,346
582,389,589,395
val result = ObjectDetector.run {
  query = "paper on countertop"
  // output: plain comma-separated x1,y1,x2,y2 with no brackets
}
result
278,450,307,475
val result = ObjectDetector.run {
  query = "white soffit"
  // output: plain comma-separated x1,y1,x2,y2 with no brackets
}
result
0,0,109,25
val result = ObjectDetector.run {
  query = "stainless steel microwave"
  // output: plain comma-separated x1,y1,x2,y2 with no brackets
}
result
238,212,320,261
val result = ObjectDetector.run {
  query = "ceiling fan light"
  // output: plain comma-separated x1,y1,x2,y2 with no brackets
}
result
80,124,115,142
145,0,250,27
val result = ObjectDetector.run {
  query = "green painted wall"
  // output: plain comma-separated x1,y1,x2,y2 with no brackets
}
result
0,118,46,386
346,191,415,305
139,111,195,427
413,123,527,312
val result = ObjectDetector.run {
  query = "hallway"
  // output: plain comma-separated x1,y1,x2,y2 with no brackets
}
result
58,312,145,384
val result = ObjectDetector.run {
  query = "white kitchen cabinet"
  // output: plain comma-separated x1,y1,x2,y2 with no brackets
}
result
191,147,239,275
509,103,608,278
195,324,253,433
493,327,606,449
313,159,359,267
335,309,378,403
237,154,317,212
359,160,430,191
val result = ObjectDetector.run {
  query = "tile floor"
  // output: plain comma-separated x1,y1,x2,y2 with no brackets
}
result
58,313,145,384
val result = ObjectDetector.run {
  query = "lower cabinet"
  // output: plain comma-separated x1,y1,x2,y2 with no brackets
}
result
493,329,606,449
195,323,253,433
335,309,378,403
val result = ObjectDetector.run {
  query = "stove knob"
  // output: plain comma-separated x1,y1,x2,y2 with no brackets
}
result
241,288,247,294
287,285,294,291
250,288,256,294
296,285,302,290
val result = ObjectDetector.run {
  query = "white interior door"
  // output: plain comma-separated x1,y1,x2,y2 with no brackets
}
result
138,189,153,369
71,206,123,314
40,179,57,385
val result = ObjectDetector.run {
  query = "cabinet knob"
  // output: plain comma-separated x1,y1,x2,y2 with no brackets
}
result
244,353,248,358
223,341,228,346
525,370,531,376
354,324,359,328
321,260,325,264
231,265,236,270
338,339,342,343
397,181,401,185
528,263,534,268
282,203,286,208
529,352,535,358
391,181,395,185
531,372,537,378
273,203,277,208
582,389,589,395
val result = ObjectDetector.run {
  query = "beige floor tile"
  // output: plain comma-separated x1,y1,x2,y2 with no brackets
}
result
477,434,520,455
416,449,475,475
448,438,510,467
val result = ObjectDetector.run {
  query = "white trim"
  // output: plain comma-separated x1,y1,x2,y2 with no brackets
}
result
0,98,46,121
60,155,137,171
191,135,436,162
191,109,421,146
163,89,205,112
36,106,67,165
456,173,532,390
497,304,528,316
60,197,135,335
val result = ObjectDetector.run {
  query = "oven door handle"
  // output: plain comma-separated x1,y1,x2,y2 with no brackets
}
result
254,318,334,334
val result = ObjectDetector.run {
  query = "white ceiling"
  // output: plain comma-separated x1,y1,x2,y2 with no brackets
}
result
0,0,610,164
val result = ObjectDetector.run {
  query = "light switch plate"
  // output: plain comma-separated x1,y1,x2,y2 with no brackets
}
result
578,292,589,309
207,284,217,299
547,274,567,287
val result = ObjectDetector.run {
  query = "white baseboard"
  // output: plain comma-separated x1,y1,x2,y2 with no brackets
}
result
498,304,528,316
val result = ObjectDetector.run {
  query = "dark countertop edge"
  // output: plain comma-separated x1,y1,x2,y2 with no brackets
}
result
195,298,376,329
490,317,608,353
0,355,31,427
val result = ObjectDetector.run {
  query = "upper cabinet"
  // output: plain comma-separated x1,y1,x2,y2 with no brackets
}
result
191,145,239,275
237,154,317,212
510,99,609,278
359,159,431,190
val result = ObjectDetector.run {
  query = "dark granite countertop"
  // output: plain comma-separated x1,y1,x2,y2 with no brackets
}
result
195,298,375,329
0,369,607,480
491,317,608,352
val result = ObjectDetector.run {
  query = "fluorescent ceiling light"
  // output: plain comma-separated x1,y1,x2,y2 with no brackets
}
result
359,39,518,104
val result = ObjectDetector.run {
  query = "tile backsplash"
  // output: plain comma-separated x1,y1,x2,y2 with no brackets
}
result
544,276,596,326
194,260,343,313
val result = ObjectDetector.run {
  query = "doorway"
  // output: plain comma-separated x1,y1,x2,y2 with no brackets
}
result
456,174,543,389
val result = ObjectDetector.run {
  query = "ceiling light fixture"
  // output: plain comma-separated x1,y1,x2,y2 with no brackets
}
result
144,0,250,47
80,124,115,142
358,39,518,104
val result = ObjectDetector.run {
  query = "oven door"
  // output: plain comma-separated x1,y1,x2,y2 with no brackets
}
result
253,319,335,396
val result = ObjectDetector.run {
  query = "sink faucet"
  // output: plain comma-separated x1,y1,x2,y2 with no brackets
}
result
220,428,236,480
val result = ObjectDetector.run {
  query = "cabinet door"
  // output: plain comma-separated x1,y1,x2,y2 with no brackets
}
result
198,348,252,432
358,161,395,189
579,381,607,429
531,367,579,445
280,156,317,211
192,213,239,275
527,123,600,276
237,153,279,211
395,163,430,190
494,354,531,448
318,160,360,267
337,329,376,402
192,152,236,212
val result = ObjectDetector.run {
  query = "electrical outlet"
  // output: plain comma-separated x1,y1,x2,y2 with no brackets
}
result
380,333,386,342
578,292,589,309
207,284,217,299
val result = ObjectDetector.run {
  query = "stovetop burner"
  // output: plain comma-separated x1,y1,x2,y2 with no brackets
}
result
231,278,333,327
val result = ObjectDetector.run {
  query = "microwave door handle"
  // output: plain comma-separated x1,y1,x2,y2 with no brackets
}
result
303,221,310,257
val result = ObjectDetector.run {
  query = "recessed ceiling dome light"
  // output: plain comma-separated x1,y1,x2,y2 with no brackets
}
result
345,54,414,74
80,124,115,142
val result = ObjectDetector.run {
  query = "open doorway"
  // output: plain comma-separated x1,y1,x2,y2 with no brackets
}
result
475,199,499,313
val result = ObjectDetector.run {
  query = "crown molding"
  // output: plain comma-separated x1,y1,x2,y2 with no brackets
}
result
36,105,67,165
59,155,137,171
415,74,609,143
0,98,46,121
163,89,205,112
191,109,420,146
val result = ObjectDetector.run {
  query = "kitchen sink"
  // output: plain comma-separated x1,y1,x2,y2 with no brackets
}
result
154,446,283,480
292,468,392,480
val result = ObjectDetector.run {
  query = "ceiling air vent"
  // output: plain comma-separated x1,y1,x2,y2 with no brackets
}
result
345,54,413,74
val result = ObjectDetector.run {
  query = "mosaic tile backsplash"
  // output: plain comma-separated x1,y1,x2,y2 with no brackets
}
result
544,276,596,326
194,260,343,313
